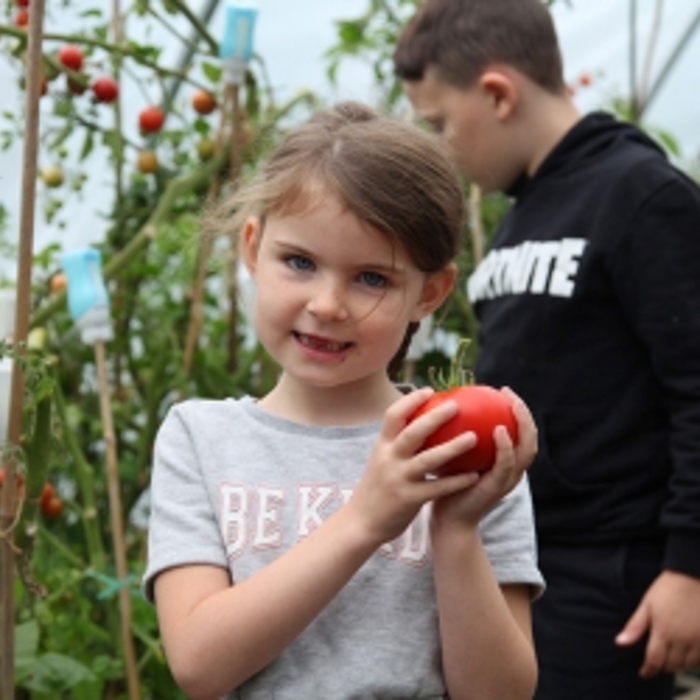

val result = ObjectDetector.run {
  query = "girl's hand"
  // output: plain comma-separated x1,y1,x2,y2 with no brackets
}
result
347,387,481,546
432,387,538,530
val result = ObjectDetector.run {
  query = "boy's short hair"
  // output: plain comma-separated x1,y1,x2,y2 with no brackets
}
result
394,0,565,94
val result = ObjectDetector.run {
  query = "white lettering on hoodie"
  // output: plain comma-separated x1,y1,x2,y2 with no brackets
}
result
468,238,588,303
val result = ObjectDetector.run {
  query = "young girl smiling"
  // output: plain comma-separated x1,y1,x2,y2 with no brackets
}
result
144,102,543,699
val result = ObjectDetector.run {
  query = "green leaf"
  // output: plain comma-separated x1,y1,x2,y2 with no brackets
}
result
337,19,367,47
102,129,121,156
202,61,222,84
51,122,73,150
53,99,73,118
80,8,102,16
22,653,96,693
15,619,39,677
79,130,95,162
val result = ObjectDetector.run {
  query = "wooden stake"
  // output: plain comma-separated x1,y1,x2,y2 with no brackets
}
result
227,82,242,374
182,90,230,380
94,340,140,699
468,184,484,266
0,0,46,695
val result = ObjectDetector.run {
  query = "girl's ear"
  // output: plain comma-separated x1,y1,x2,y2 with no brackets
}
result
242,217,262,277
412,263,457,321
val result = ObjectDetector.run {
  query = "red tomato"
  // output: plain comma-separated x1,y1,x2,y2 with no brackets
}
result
410,385,518,474
191,89,216,115
16,8,29,27
17,0,30,6
43,497,63,519
39,482,54,511
0,469,24,490
93,76,119,103
139,106,164,133
58,45,84,72
579,72,593,87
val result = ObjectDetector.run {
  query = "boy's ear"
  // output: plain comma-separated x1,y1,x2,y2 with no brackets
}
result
479,69,519,121
412,263,457,321
242,217,262,277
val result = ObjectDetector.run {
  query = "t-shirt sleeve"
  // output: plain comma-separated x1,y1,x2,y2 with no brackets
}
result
479,474,545,598
141,404,229,603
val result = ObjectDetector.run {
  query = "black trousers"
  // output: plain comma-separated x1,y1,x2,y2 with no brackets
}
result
533,539,675,700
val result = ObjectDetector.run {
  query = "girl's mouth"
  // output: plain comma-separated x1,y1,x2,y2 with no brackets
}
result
293,332,353,355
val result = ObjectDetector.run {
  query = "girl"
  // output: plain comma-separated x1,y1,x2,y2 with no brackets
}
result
143,102,543,699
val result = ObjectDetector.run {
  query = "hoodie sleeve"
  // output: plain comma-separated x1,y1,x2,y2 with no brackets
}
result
611,175,700,578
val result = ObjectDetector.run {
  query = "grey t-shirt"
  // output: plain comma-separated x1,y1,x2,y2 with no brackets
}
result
144,397,544,699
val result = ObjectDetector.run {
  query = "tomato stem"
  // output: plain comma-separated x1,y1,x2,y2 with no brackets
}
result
427,338,475,390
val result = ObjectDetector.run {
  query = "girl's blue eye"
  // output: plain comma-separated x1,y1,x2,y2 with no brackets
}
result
358,271,389,289
286,255,315,272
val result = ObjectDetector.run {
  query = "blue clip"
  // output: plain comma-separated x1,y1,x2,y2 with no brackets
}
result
84,570,140,600
219,3,258,61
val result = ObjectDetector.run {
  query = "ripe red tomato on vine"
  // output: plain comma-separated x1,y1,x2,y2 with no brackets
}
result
16,8,29,27
139,106,164,133
0,469,24,490
43,497,63,519
58,44,84,72
93,76,119,103
409,341,518,474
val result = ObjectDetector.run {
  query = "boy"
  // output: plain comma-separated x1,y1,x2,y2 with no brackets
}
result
394,1,700,698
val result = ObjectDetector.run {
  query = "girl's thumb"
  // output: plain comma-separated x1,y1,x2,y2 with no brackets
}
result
615,603,650,646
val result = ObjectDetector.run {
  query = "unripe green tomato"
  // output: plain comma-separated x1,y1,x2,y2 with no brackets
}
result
42,166,64,188
197,138,216,160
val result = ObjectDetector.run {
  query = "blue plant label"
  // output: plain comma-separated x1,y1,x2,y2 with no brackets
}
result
61,247,110,322
220,4,258,61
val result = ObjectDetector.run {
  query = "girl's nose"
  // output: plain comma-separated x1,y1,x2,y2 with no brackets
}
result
306,279,350,323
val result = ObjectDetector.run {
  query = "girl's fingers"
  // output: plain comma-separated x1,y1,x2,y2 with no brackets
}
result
380,387,435,441
407,431,477,479
501,386,538,461
415,470,480,501
393,400,460,456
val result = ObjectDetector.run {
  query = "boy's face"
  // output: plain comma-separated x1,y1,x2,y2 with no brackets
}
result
404,67,523,192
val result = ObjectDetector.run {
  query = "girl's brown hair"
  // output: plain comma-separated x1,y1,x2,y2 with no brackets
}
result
221,101,466,377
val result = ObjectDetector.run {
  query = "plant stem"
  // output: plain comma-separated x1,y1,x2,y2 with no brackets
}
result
0,24,213,92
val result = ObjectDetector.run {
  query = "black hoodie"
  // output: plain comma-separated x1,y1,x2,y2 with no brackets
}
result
469,112,700,578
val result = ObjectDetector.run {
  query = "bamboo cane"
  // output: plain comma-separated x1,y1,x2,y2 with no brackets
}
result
469,184,484,267
0,0,46,694
227,82,243,374
94,340,140,699
182,90,231,380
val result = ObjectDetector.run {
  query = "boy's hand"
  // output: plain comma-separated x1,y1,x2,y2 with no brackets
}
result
616,570,700,676
432,387,538,529
347,387,480,546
